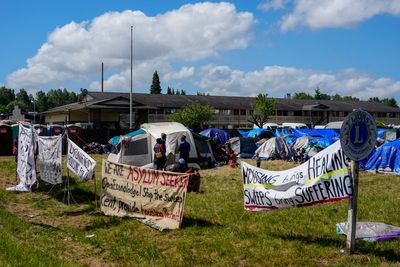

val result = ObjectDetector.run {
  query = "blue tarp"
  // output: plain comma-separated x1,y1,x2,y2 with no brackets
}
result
293,128,340,138
200,128,230,144
108,129,146,146
275,128,293,137
238,128,275,138
363,139,400,174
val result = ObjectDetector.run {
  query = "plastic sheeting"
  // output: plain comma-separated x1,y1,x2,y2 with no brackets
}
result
238,128,274,139
108,129,145,146
199,128,230,145
336,221,400,242
363,138,400,174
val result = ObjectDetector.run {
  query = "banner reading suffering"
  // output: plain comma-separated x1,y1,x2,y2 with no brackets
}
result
67,138,96,181
242,141,352,211
9,124,37,191
101,159,189,231
38,135,62,184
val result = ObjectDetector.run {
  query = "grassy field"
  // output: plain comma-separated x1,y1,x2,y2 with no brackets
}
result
0,155,399,266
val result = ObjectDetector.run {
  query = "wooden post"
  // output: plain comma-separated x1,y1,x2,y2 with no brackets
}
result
94,174,98,210
347,160,359,254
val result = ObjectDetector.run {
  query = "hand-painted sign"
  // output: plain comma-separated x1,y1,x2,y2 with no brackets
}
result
340,109,376,161
101,160,189,231
67,138,96,181
10,124,37,191
242,141,352,211
38,135,62,185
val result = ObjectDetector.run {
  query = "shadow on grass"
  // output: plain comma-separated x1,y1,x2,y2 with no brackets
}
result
356,241,400,262
271,231,400,263
181,216,222,228
270,231,343,248
85,216,126,231
30,222,60,231
34,176,97,205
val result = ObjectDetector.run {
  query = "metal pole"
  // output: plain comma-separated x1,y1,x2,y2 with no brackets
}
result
130,26,133,130
347,160,359,254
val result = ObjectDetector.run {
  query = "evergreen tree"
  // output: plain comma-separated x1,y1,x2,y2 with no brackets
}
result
150,71,162,94
167,87,172,95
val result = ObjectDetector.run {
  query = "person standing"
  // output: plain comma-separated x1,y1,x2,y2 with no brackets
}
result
178,135,191,166
153,138,166,170
161,133,167,154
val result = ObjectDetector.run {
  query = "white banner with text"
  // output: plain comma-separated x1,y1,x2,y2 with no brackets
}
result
67,138,96,181
38,135,62,185
242,141,352,211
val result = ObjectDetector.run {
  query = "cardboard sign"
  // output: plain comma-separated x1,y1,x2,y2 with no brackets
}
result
101,160,188,231
242,141,352,211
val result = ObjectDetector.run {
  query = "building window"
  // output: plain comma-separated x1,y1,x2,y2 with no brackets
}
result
214,109,220,115
389,112,396,118
223,109,232,115
294,111,302,116
233,109,239,115
165,108,177,114
240,109,246,115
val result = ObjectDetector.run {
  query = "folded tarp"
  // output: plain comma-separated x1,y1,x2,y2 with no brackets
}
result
336,221,400,242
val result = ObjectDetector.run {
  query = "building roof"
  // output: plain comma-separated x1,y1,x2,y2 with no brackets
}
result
44,91,400,114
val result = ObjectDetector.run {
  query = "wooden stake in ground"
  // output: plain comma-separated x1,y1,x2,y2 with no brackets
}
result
347,160,359,254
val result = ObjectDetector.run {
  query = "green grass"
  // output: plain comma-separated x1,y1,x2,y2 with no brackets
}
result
0,155,399,266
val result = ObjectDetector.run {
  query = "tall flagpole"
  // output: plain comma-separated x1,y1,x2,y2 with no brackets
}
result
130,26,133,130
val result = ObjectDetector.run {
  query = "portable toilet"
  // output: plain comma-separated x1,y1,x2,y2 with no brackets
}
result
49,124,64,136
33,124,48,136
0,124,12,155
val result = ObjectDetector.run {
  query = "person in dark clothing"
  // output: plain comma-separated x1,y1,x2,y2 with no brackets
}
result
153,138,166,170
178,135,191,165
161,133,167,154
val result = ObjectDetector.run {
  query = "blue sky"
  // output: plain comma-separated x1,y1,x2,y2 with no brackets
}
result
1,0,400,101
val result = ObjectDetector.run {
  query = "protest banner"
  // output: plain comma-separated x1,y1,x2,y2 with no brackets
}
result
8,124,37,191
101,159,189,231
242,141,352,211
38,135,62,184
67,138,96,181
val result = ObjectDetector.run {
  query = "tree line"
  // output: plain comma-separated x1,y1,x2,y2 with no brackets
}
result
0,86,78,114
292,88,398,107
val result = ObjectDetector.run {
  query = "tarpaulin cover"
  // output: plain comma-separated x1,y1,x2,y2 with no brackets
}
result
255,137,295,160
363,138,400,174
200,128,230,145
108,129,145,146
275,128,293,137
293,128,340,138
238,128,275,139
336,221,400,242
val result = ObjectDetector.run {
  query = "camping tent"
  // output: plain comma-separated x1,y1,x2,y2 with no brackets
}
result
229,137,257,158
362,139,400,174
108,122,198,167
255,137,295,160
199,128,230,145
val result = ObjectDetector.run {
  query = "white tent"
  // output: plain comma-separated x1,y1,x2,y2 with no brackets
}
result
108,122,198,166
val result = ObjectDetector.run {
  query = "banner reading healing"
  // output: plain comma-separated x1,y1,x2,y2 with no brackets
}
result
101,159,188,231
67,138,96,181
242,141,352,211
38,135,62,184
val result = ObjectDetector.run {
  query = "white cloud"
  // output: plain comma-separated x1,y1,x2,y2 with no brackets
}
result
258,0,289,11
280,0,400,31
196,64,400,100
6,2,254,91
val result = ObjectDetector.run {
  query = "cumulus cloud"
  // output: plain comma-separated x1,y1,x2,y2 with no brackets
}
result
258,0,289,11
6,2,254,91
280,0,400,31
196,64,400,100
